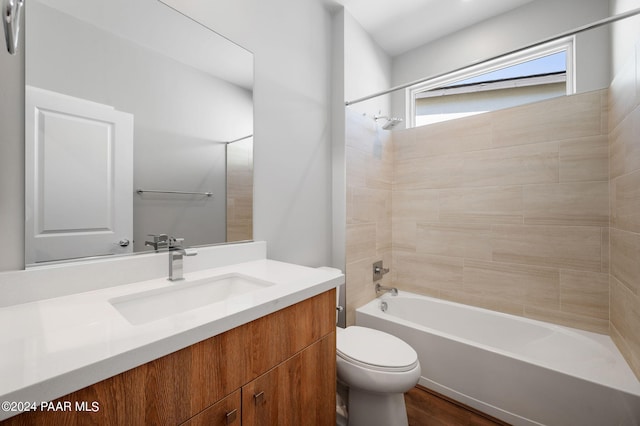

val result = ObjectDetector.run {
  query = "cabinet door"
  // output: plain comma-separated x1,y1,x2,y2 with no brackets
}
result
180,389,240,426
242,332,336,426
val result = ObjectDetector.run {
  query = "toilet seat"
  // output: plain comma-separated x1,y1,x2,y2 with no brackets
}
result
337,326,418,372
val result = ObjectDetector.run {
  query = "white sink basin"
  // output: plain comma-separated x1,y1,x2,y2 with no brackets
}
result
109,273,275,325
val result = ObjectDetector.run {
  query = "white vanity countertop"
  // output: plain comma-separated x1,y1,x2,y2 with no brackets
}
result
0,259,344,420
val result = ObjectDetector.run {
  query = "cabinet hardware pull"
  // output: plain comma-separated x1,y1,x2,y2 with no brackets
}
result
225,409,237,424
254,391,265,404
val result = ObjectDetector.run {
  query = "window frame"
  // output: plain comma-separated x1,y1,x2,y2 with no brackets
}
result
405,36,575,128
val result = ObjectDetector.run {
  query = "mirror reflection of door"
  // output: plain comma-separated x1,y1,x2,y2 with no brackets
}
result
25,0,254,265
25,86,133,264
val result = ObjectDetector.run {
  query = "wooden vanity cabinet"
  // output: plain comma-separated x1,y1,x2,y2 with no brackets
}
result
242,334,335,426
2,290,336,426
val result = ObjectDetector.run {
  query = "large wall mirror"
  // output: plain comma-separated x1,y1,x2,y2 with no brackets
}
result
24,0,254,266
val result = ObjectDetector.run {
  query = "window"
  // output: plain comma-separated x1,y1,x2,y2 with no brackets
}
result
407,37,574,128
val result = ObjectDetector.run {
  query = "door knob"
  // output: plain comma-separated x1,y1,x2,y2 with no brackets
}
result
118,239,130,247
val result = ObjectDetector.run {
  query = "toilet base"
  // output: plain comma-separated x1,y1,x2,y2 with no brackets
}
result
347,388,408,426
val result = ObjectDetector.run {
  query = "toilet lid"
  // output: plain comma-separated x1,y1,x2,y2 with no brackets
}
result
337,326,418,372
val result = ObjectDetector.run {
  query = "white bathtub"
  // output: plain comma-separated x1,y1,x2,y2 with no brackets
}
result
356,291,640,426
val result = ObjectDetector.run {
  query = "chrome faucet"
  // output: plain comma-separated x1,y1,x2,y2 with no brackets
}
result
372,260,390,281
168,237,198,281
145,234,169,250
375,283,398,296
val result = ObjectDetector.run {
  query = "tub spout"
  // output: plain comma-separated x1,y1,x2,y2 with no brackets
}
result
375,283,398,296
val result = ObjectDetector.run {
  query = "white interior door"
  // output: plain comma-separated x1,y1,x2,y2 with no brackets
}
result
25,86,134,264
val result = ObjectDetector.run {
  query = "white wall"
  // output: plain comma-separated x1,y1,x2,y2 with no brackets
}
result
343,10,392,118
611,0,640,74
113,0,336,267
391,0,611,126
0,28,23,271
0,0,335,271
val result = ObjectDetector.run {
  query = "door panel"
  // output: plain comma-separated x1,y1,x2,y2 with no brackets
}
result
26,86,134,264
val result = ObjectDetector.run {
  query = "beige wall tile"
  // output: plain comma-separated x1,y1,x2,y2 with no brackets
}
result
392,189,439,222
523,182,609,227
393,251,464,292
609,109,640,179
611,323,640,380
394,153,465,190
601,89,610,135
611,275,640,375
346,223,376,263
417,223,492,261
463,142,559,187
602,227,610,273
438,289,523,317
560,270,609,320
349,187,391,225
611,170,640,233
524,305,609,334
492,225,602,272
610,228,640,295
559,135,609,183
637,42,640,107
392,219,417,252
463,260,559,311
412,113,492,158
391,127,416,157
609,44,640,378
394,113,491,162
399,283,441,299
346,145,367,188
438,186,523,225
365,138,394,191
492,90,604,148
377,219,392,252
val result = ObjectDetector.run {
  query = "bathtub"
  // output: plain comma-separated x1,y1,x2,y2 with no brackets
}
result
356,291,640,426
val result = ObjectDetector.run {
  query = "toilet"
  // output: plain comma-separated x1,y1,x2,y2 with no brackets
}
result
319,269,421,426
336,324,420,426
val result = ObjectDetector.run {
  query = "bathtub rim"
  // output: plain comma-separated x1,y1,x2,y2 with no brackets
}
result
356,290,640,398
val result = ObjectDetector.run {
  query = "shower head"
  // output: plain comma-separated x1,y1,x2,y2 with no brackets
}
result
382,117,403,130
374,114,403,130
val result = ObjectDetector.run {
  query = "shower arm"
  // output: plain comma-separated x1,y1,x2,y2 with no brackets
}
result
345,6,640,106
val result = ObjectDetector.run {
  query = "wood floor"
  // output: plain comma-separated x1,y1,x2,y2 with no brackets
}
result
405,385,511,426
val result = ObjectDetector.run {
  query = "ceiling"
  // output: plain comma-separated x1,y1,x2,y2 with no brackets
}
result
330,0,536,57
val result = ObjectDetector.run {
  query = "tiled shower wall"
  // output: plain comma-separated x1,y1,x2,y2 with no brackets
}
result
345,56,640,377
390,90,611,334
609,41,640,378
345,110,393,325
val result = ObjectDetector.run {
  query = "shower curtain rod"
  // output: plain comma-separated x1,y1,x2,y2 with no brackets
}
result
226,134,253,144
345,6,640,106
